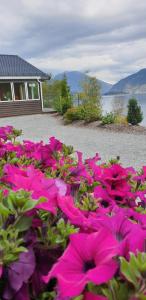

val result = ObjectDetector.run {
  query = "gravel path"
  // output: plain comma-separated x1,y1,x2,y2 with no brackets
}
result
0,114,146,169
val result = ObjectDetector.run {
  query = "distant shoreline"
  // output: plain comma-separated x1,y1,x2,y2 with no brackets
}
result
104,92,146,96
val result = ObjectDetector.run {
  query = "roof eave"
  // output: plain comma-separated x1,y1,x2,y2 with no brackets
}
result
0,76,49,80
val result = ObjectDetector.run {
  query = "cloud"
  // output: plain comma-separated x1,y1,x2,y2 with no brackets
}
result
0,0,145,83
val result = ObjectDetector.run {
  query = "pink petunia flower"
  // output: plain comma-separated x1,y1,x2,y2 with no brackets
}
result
94,185,115,209
102,164,128,183
57,195,91,229
43,229,118,298
4,164,67,214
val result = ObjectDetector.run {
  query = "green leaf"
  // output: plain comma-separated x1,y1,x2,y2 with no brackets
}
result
14,216,33,232
22,199,38,212
120,257,139,288
0,203,10,217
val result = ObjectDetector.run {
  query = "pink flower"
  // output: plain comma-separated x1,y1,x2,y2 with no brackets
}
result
43,229,118,298
69,151,93,185
85,153,101,169
49,136,63,152
4,164,67,214
94,186,114,209
135,166,146,183
0,125,14,140
102,164,128,183
57,195,89,229
106,180,130,200
126,227,146,257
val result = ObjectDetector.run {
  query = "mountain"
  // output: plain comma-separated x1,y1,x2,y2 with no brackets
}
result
108,68,146,94
54,71,112,95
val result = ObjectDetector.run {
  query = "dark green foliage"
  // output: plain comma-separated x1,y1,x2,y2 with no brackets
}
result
42,75,72,113
53,75,72,115
127,98,143,125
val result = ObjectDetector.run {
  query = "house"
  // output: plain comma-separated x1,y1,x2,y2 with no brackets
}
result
0,54,49,117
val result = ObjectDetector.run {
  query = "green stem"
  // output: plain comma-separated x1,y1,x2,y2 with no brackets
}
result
108,282,117,300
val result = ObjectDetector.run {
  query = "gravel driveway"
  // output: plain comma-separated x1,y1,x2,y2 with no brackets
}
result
0,114,146,169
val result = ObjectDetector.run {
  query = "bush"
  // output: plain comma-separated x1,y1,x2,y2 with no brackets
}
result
61,96,72,115
115,114,128,125
64,107,83,124
102,112,116,125
127,98,143,125
53,75,73,115
64,104,102,124
82,104,102,123
54,96,72,115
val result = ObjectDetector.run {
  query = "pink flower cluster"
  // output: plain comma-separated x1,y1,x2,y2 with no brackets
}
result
0,125,146,300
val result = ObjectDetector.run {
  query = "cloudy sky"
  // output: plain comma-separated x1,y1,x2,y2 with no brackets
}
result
0,0,146,83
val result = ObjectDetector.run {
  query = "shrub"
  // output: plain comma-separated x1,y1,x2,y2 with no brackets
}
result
102,112,116,125
64,104,102,124
54,96,72,115
53,75,73,115
61,96,72,115
82,103,102,123
127,98,143,125
64,107,83,124
115,114,128,125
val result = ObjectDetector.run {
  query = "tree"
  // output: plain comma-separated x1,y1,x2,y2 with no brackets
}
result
42,74,72,114
42,80,62,109
80,75,101,108
60,74,72,114
127,98,143,125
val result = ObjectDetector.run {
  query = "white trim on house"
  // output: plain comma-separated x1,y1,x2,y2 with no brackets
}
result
0,76,42,80
11,82,15,100
0,99,41,103
27,81,40,100
38,80,44,111
25,82,28,100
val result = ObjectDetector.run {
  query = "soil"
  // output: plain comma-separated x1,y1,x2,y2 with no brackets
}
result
52,113,146,135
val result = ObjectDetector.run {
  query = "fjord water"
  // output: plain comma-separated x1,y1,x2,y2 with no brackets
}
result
102,94,146,126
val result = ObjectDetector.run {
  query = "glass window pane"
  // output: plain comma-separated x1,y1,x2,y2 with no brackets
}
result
0,83,12,101
14,82,26,100
28,82,39,99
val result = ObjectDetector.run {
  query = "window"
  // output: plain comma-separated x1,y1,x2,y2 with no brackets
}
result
0,83,12,101
28,82,39,100
14,82,26,100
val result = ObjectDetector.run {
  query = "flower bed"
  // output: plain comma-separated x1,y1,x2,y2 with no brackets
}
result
0,126,146,300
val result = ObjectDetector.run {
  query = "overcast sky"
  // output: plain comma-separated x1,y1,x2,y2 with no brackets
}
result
0,0,146,83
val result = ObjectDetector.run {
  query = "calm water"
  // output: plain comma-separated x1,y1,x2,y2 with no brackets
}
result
102,93,146,126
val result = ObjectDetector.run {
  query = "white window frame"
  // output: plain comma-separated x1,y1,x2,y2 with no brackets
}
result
0,80,40,102
27,81,40,100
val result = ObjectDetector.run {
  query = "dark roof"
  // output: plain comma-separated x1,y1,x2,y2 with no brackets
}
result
0,55,49,79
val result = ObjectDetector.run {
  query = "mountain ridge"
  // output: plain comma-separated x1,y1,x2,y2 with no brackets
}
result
108,68,146,94
54,71,112,95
